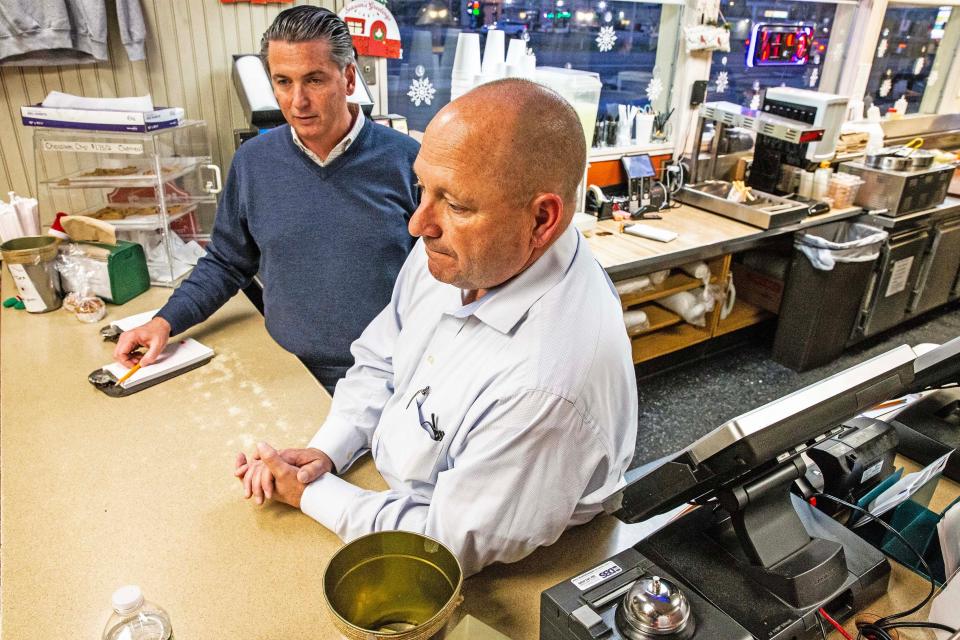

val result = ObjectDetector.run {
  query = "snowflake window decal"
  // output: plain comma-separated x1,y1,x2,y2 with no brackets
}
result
596,26,617,52
407,66,436,107
646,76,663,103
715,71,728,94
809,68,819,88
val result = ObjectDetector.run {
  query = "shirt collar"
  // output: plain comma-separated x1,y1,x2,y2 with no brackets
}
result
456,225,581,334
291,106,365,167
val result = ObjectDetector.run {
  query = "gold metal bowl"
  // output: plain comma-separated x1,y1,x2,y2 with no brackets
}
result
323,531,463,639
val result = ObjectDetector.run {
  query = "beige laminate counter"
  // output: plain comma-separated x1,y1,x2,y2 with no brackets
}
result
0,273,657,639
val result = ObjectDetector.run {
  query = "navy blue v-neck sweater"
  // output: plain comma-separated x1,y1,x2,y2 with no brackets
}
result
158,120,420,385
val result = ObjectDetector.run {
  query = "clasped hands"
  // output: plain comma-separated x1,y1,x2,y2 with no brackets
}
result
234,443,334,509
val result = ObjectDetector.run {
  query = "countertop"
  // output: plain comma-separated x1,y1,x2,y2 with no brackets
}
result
585,203,862,280
0,272,657,639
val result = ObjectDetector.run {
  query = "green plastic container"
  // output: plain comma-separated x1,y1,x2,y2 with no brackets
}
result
61,241,150,304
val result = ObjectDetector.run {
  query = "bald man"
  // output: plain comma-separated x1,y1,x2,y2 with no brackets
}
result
235,79,638,576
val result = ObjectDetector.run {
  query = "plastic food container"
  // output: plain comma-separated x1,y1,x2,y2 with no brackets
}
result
533,67,602,151
826,174,864,209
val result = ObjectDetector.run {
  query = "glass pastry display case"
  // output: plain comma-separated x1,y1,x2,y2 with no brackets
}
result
33,122,221,286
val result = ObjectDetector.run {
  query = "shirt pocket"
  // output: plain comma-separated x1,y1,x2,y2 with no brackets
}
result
383,397,447,487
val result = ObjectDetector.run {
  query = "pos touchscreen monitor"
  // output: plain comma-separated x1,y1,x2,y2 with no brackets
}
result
600,337,959,638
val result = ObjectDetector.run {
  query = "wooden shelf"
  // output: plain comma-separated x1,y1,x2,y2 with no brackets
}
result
714,299,774,337
620,256,733,364
631,322,711,362
626,304,681,337
620,272,703,309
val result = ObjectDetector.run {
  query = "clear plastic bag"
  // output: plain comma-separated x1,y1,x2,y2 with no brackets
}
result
55,243,106,323
795,222,888,271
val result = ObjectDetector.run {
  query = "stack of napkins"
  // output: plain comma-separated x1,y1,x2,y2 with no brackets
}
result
103,338,214,389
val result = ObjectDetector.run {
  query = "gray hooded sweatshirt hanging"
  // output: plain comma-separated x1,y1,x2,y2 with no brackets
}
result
0,0,146,66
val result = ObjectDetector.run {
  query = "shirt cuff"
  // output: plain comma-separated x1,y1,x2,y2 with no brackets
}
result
307,417,367,473
124,40,146,61
300,473,364,534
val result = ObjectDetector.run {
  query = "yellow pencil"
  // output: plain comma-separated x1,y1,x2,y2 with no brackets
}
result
115,362,142,386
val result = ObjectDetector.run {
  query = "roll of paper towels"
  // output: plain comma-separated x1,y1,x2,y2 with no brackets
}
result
649,270,670,285
236,55,280,111
657,291,706,327
623,309,650,333
680,261,710,284
615,275,653,296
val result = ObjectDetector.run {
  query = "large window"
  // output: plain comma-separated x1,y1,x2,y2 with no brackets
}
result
865,4,956,115
708,1,847,108
385,0,681,132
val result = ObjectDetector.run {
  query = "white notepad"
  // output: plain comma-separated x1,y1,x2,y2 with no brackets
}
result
103,338,214,389
624,224,678,243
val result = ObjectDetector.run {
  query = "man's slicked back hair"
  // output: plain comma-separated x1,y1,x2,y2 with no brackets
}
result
260,6,355,70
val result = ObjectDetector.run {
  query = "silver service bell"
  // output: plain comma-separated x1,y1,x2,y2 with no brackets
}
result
615,575,693,638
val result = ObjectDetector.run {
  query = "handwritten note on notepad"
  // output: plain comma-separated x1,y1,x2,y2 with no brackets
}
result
103,338,214,389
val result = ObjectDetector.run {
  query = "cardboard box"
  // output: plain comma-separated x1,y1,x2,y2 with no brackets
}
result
21,104,183,133
733,263,783,314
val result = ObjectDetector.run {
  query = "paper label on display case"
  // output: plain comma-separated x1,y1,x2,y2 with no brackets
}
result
40,140,144,155
885,257,914,297
570,560,623,590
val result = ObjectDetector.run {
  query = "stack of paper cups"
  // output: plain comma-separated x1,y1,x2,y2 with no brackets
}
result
451,32,481,101
523,51,536,75
481,29,505,78
474,73,495,88
506,38,526,67
635,113,654,145
6,192,39,236
0,203,25,243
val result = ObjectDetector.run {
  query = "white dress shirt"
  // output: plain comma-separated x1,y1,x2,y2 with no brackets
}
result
300,225,638,576
291,106,365,167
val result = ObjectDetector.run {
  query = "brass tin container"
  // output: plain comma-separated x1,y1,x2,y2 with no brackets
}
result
323,531,463,640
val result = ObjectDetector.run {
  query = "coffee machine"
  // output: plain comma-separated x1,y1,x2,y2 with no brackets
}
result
749,87,848,194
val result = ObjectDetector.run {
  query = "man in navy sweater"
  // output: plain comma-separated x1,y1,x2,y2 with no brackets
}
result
114,7,420,392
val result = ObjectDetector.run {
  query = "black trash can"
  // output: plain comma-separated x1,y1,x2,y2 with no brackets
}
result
772,221,888,371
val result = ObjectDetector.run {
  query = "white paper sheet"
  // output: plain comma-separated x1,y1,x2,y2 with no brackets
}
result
103,338,213,388
110,308,161,332
929,566,960,639
853,452,952,527
41,91,154,112
939,500,960,580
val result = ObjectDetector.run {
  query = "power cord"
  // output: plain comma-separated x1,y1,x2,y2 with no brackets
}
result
814,492,957,639
819,606,853,639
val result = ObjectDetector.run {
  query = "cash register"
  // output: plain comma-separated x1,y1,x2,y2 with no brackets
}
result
541,336,960,640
